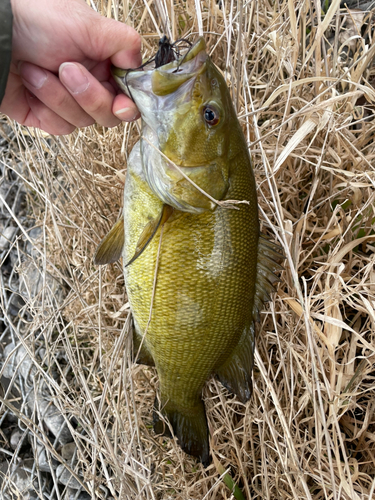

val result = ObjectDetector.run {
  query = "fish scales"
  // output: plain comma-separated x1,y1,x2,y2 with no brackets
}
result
95,37,284,465
124,153,258,402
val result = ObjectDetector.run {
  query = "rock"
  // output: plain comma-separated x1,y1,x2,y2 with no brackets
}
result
0,376,22,417
25,227,43,258
1,459,36,500
38,348,46,361
10,429,26,451
61,442,77,463
18,259,64,304
35,443,58,473
0,181,13,210
2,344,36,383
2,355,72,447
63,487,91,500
8,293,25,317
1,343,72,445
0,461,9,487
56,464,82,489
18,225,64,303
26,391,73,445
0,226,16,250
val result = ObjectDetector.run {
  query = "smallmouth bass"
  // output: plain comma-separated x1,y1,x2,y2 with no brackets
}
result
95,38,283,465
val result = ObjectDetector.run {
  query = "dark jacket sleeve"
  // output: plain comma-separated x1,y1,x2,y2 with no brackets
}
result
0,0,13,106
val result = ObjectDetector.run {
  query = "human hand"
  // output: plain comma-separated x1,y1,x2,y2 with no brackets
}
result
0,0,141,135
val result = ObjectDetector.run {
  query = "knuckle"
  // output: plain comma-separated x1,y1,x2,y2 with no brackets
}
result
40,113,76,136
60,126,76,136
128,31,142,54
85,95,120,128
52,91,73,110
87,95,108,116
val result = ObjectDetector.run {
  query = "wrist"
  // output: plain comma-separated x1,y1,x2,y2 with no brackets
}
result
0,0,13,106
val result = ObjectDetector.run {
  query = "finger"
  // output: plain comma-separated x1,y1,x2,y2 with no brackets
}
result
102,81,116,95
0,70,29,123
72,60,117,95
24,90,76,136
86,15,142,69
89,59,113,82
59,62,122,128
112,94,141,122
19,62,95,128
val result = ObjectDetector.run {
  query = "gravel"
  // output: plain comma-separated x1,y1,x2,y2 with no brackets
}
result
0,120,91,499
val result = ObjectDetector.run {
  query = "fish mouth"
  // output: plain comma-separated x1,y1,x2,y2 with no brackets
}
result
112,37,207,98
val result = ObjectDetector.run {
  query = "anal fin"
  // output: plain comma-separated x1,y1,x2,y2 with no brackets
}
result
153,396,210,466
216,323,255,403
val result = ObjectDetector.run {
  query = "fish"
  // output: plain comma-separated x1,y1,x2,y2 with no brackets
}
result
94,37,283,466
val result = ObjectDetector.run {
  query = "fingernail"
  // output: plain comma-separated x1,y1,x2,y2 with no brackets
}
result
20,62,47,89
114,107,140,122
59,63,89,94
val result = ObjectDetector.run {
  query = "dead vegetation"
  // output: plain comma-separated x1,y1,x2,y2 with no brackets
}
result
1,0,375,498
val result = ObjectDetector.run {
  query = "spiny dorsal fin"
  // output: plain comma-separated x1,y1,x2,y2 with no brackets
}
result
125,204,173,268
94,216,124,265
253,235,284,320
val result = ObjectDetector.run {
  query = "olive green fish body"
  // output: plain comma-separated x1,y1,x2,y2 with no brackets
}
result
123,142,258,462
124,143,258,387
97,38,284,464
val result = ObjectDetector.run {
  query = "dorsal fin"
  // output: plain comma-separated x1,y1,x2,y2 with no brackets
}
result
252,235,284,320
94,216,124,265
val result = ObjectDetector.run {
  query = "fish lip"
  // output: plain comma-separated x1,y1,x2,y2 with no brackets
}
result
151,52,207,96
111,37,207,98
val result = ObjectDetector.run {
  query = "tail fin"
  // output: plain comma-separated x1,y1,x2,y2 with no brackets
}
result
154,397,210,466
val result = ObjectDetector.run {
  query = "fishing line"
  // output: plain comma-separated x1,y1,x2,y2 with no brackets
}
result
123,35,194,98
134,222,165,365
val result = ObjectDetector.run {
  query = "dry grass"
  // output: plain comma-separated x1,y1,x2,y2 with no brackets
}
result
1,0,375,498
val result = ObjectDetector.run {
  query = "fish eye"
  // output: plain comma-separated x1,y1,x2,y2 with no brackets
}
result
203,105,220,126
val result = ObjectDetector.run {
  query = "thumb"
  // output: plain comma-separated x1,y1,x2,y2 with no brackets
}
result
84,13,142,69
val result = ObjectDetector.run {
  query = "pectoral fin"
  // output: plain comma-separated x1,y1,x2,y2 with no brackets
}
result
125,204,173,268
94,216,124,265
